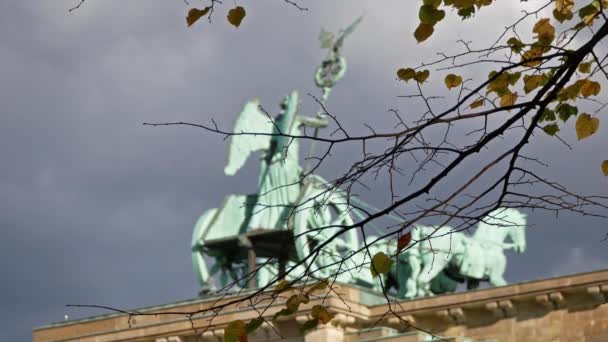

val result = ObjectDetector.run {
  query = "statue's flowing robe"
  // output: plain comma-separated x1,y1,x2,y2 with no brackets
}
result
248,119,302,230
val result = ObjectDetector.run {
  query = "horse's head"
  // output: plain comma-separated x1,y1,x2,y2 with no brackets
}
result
475,208,528,253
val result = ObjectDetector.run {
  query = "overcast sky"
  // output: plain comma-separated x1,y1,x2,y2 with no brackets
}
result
1,1,607,340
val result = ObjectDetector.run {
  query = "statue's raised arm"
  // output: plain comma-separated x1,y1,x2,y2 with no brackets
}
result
224,99,274,176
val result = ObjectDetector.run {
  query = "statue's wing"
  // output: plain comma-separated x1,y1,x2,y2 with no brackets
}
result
224,99,273,175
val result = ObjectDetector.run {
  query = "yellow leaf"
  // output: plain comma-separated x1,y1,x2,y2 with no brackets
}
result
414,23,434,43
575,113,600,140
557,81,583,101
274,280,291,293
186,7,211,27
523,74,546,93
227,6,246,28
370,252,393,278
476,0,492,8
286,293,309,311
470,98,485,109
414,70,430,83
522,49,542,67
533,18,555,39
580,79,601,97
554,0,574,22
602,160,608,176
500,92,518,108
578,62,592,73
311,305,334,324
225,320,246,342
397,68,416,82
555,0,574,13
444,74,463,89
307,280,328,294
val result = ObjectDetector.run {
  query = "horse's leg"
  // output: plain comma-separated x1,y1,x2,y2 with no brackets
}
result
488,253,507,287
418,253,449,296
404,252,421,298
191,208,218,292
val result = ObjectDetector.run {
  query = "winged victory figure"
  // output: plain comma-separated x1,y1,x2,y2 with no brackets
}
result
225,90,328,230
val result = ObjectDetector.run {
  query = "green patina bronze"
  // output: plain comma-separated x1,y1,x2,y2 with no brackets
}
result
191,17,528,298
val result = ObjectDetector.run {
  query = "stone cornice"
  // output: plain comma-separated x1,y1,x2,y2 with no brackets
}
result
33,269,608,342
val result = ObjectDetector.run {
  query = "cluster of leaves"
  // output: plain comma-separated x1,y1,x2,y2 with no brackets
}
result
370,232,412,278
414,0,495,42
187,5,246,28
401,0,607,175
223,279,333,341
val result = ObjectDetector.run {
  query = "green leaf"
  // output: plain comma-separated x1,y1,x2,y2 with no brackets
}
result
556,103,578,122
370,252,394,278
318,29,335,49
506,37,524,53
423,0,442,6
542,123,560,136
579,4,598,18
539,109,556,123
507,72,521,85
457,6,475,19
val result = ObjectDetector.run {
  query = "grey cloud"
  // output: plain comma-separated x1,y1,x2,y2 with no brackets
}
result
1,1,606,341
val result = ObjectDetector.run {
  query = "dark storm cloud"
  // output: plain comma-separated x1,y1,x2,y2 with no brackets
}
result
0,1,606,340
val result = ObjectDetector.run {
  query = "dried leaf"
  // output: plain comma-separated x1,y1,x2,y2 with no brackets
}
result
225,320,247,342
578,62,592,73
245,317,264,334
300,319,319,333
397,68,416,82
286,293,309,312
227,6,246,28
414,70,430,83
307,280,328,294
602,160,608,176
274,280,291,293
186,7,210,27
397,232,412,252
414,23,434,43
470,98,485,109
580,79,601,97
311,305,334,324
